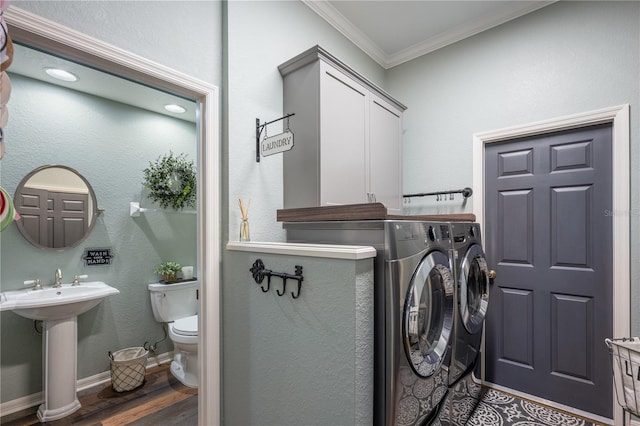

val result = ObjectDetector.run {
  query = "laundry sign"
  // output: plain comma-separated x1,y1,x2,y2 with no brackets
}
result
261,130,294,157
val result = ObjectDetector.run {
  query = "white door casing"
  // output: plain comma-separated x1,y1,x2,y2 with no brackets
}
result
473,105,630,426
4,7,221,426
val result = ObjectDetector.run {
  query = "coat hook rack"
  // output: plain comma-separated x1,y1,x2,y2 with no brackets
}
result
249,259,304,299
255,113,295,162
403,187,473,203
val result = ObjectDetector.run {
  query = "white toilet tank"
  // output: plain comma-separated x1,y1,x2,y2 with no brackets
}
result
148,280,199,323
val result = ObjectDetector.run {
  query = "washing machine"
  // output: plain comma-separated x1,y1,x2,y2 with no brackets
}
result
285,220,455,425
439,222,490,425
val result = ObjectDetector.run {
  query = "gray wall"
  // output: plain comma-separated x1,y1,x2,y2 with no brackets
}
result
12,0,222,86
224,0,386,243
386,1,640,333
0,74,197,402
223,250,373,426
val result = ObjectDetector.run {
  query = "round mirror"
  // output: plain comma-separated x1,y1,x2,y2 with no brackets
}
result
13,165,98,250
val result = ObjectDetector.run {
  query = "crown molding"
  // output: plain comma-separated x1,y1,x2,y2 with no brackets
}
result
303,0,555,69
301,0,388,68
386,1,555,68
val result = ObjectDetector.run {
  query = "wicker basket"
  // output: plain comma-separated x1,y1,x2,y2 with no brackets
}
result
606,337,640,425
109,346,148,392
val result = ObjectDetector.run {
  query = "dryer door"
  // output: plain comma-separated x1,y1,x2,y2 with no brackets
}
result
459,243,490,334
403,250,454,378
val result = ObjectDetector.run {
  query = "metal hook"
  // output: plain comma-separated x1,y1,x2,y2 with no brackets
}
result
291,280,302,299
291,266,304,299
277,277,287,296
261,275,271,292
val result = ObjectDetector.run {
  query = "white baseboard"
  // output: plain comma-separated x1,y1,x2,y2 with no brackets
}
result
0,351,173,417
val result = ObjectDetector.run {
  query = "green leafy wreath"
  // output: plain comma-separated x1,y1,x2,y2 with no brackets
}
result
142,152,196,211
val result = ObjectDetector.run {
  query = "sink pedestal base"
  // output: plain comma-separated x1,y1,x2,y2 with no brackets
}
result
37,317,81,422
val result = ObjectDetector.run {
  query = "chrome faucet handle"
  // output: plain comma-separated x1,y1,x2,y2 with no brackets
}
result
72,274,88,286
24,279,43,290
54,269,63,288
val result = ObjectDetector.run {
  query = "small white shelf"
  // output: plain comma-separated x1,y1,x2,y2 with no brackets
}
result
129,202,196,217
226,241,377,260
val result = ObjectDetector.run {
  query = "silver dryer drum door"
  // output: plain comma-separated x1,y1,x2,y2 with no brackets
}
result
397,250,454,377
459,244,490,334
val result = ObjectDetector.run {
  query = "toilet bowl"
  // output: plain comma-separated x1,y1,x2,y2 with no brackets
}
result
168,314,198,387
148,280,199,388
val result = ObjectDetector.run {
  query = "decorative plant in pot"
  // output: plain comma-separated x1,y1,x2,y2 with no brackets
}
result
142,152,196,211
155,261,182,283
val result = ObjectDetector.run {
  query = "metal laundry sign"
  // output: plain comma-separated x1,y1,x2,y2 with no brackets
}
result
261,130,294,157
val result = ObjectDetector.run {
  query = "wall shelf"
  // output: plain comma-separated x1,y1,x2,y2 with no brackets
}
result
129,202,196,217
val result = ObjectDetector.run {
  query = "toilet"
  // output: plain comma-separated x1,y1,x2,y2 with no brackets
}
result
148,280,199,388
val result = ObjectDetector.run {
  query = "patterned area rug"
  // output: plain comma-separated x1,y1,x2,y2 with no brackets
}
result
468,388,603,426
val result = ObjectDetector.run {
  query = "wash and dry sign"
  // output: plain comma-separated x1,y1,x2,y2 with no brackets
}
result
261,130,294,157
82,248,115,266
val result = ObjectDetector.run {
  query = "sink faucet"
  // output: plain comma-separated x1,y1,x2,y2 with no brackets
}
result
54,269,63,288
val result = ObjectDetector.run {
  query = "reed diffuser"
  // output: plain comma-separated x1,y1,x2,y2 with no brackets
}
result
239,198,250,242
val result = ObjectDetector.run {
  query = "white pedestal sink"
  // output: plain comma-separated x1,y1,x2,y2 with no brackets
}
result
0,281,119,421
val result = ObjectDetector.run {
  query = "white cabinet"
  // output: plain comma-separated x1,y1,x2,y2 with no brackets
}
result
279,46,406,213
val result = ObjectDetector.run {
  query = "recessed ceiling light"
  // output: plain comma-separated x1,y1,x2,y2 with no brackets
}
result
44,67,78,82
164,104,187,114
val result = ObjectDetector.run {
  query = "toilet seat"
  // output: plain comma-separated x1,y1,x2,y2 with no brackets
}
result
173,315,198,336
169,314,198,344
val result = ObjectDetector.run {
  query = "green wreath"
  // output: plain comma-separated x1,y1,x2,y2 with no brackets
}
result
143,152,196,210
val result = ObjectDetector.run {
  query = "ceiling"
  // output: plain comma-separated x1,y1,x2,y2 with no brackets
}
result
8,43,197,123
7,1,554,115
304,0,554,68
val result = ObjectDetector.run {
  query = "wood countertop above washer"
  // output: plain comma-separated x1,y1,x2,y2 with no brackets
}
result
277,203,476,222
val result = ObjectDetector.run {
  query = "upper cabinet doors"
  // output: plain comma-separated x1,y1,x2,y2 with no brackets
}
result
280,46,406,213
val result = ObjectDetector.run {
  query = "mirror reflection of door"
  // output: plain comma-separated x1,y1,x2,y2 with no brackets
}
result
14,165,95,249
16,187,89,248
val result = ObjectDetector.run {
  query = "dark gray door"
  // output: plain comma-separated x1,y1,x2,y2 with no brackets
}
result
484,124,613,418
15,187,49,246
50,192,89,248
15,188,88,248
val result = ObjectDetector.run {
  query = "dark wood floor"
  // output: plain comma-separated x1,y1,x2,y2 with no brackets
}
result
0,364,197,426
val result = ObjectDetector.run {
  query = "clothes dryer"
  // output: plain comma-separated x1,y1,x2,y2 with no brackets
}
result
386,221,455,426
440,222,490,425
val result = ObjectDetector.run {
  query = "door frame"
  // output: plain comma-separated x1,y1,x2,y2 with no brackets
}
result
472,105,630,426
5,7,221,425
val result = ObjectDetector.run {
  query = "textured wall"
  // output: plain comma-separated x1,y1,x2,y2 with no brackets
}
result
0,74,197,402
225,0,386,243
386,1,640,333
223,250,373,426
223,6,384,420
12,0,222,87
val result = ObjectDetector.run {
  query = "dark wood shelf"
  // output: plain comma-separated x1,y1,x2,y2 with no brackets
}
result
277,203,476,222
